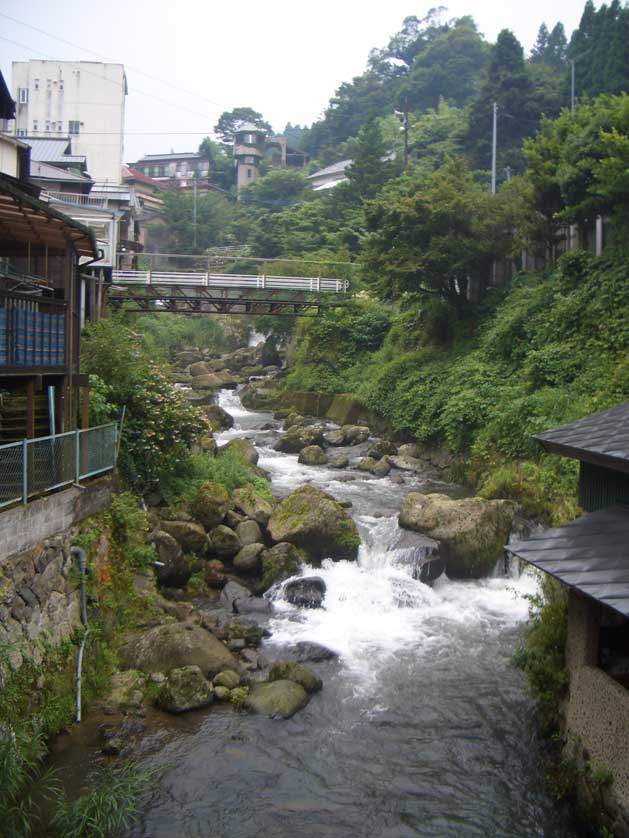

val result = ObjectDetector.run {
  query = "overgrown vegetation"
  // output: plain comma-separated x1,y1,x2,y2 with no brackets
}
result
161,449,271,505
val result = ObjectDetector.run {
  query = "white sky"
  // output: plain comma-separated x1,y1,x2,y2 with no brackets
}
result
0,0,586,163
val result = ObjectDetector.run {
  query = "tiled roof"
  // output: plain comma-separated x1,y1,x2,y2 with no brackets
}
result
535,402,629,472
507,505,629,617
121,166,163,188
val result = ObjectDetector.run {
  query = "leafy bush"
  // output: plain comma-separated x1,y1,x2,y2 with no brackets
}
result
161,450,271,505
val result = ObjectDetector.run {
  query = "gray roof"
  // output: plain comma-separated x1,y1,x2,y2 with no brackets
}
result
308,159,352,179
507,505,629,617
534,402,629,474
137,152,202,161
235,122,267,134
23,137,86,165
29,160,92,183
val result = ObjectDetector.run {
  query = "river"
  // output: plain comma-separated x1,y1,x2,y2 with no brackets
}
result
123,387,581,838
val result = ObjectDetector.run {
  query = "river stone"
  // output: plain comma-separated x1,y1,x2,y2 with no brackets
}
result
119,623,238,677
283,576,326,609
261,542,305,590
220,581,272,615
189,481,230,530
150,531,196,588
157,665,214,714
269,660,322,694
160,520,208,555
188,361,210,377
214,686,231,701
328,455,349,469
244,680,309,719
323,429,346,447
191,373,223,390
203,404,234,430
106,670,147,710
213,669,241,689
367,440,398,459
283,412,305,430
219,438,259,466
207,525,241,557
267,485,360,563
235,519,264,546
274,425,324,454
232,486,273,525
233,543,265,574
388,455,424,473
341,425,370,445
298,445,328,466
398,443,421,459
292,642,339,663
398,493,516,579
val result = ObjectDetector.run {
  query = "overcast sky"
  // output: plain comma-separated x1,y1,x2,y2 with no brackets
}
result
0,0,586,163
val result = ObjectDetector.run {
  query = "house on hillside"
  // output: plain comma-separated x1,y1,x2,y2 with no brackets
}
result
121,166,165,252
307,159,352,191
508,403,629,826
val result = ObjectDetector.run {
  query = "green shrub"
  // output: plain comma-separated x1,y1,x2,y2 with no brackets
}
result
161,450,271,505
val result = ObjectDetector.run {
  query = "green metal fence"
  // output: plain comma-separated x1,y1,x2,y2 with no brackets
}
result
0,423,118,509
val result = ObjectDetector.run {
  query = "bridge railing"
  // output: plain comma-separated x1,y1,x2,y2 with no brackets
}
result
111,270,350,293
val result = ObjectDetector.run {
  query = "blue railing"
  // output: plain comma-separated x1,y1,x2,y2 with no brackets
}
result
0,423,118,509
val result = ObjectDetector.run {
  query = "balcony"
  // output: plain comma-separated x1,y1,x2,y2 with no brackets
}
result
47,191,107,208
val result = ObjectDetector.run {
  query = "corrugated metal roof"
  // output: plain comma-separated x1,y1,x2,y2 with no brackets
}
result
308,159,352,179
535,402,629,474
23,137,86,166
137,152,202,162
507,505,629,617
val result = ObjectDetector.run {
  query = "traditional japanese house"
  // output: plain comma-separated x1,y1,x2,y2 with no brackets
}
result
508,403,629,820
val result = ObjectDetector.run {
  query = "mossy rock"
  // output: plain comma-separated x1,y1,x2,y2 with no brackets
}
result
244,680,309,719
298,445,328,466
218,438,259,466
207,524,241,557
160,520,208,555
213,669,241,689
274,425,324,454
398,492,515,578
189,481,230,530
261,542,305,590
232,486,273,525
233,543,264,574
269,659,322,694
267,485,360,563
156,665,214,714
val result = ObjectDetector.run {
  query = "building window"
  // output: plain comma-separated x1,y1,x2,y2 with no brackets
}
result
18,87,28,104
153,166,159,176
144,167,150,175
16,129,27,137
57,122,63,132
46,79,52,90
59,79,64,92
247,168,252,179
69,120,80,135
33,120,38,131
45,120,50,132
34,79,40,91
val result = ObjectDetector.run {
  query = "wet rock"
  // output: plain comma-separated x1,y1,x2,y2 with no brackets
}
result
160,520,208,555
230,686,250,709
269,659,322,694
298,445,328,466
283,412,305,430
356,456,391,477
240,648,268,671
388,455,424,473
283,576,326,609
188,361,210,377
274,425,324,454
106,670,147,710
157,665,214,714
214,686,231,701
236,520,264,546
189,481,230,530
244,680,309,719
205,559,228,589
323,429,346,446
292,642,339,663
328,455,349,469
261,542,305,590
225,509,246,529
119,623,238,677
260,336,281,367
221,615,265,647
233,543,265,574
398,493,515,579
191,373,223,390
207,525,241,557
367,440,398,459
203,404,234,431
151,532,196,588
232,486,273,525
218,438,259,466
267,485,360,563
398,443,421,459
220,581,271,615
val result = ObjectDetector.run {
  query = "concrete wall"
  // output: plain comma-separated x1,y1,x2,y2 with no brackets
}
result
12,61,126,183
0,478,113,561
565,591,629,831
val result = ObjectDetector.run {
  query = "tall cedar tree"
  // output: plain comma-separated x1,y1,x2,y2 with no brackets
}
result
345,120,398,201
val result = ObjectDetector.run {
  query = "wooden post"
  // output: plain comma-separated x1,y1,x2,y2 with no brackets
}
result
26,379,35,439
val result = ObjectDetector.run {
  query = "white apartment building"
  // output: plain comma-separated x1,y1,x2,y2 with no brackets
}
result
11,61,127,184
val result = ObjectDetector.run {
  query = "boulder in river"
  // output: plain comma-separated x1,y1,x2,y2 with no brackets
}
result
267,485,360,563
235,519,264,546
203,404,234,431
189,481,229,530
233,543,265,574
298,445,328,466
232,486,273,525
261,542,305,590
218,438,259,466
220,580,272,615
269,659,322,694
292,641,339,663
191,373,223,390
160,520,208,555
357,456,391,477
283,412,305,430
367,440,398,459
328,455,349,469
207,524,241,557
274,425,325,454
283,576,326,609
398,492,515,578
157,665,214,714
244,680,309,719
119,623,238,677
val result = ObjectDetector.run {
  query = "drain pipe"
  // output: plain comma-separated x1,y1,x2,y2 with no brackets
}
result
71,546,89,723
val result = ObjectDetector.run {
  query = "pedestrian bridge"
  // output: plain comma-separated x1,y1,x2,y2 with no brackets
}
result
108,268,350,316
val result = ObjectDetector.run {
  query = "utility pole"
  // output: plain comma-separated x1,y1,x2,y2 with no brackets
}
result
570,59,575,113
491,102,498,195
192,176,198,250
